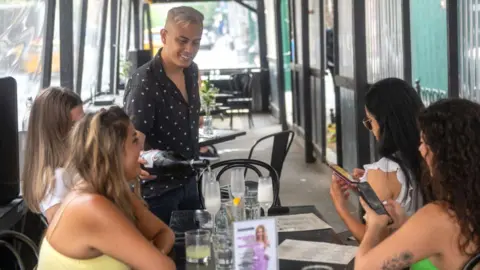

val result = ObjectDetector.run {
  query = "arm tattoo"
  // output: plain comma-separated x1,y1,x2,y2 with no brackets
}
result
381,252,414,270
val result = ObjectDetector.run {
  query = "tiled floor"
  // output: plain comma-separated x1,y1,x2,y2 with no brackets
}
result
209,113,358,234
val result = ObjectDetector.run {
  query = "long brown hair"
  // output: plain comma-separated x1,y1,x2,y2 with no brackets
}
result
418,98,480,255
22,87,82,213
65,107,136,221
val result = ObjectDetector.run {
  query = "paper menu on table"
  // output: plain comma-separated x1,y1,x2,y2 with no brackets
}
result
276,213,332,232
278,239,357,265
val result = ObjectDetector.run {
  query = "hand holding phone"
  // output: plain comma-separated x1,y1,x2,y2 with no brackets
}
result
357,181,392,224
328,163,392,223
328,163,357,185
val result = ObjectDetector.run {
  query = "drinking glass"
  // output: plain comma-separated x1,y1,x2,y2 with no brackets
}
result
211,233,233,269
257,176,273,217
244,193,261,220
230,168,245,199
301,265,334,270
185,229,211,264
204,181,221,229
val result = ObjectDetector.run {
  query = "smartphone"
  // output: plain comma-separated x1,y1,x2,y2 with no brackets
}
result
357,181,392,223
327,163,357,184
328,163,392,222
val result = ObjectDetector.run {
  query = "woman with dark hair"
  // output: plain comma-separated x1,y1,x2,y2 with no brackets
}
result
355,98,480,270
330,77,425,242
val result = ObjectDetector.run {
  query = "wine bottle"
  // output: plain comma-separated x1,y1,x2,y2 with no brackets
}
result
141,150,209,176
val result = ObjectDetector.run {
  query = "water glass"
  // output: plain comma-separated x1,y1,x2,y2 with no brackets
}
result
230,168,245,199
211,233,233,269
214,199,231,234
185,229,212,264
301,265,334,270
257,176,274,216
244,194,261,220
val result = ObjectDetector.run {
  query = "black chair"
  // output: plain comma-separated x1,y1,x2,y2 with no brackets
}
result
197,159,280,208
463,253,480,270
0,230,39,270
246,130,295,179
227,73,254,129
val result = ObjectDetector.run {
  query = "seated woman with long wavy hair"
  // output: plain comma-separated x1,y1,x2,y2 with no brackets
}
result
22,87,84,222
355,98,480,270
36,107,175,270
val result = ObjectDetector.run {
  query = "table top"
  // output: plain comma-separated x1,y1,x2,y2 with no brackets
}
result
170,205,353,270
199,129,246,147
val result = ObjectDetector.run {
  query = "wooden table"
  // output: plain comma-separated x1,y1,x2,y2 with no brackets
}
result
170,205,354,270
199,129,246,147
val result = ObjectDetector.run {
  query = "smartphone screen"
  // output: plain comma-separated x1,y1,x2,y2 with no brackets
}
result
357,182,391,220
328,163,356,184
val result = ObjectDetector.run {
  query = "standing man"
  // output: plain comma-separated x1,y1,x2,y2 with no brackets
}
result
124,6,204,224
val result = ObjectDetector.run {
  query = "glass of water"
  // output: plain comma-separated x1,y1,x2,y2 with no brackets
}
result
212,233,233,269
185,229,212,264
244,193,261,220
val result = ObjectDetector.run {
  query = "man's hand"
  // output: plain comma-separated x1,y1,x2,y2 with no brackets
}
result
138,157,156,180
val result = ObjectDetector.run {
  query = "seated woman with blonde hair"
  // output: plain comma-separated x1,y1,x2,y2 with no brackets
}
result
22,87,84,222
36,107,175,270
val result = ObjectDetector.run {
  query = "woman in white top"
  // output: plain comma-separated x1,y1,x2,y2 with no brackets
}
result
22,87,84,222
330,78,425,242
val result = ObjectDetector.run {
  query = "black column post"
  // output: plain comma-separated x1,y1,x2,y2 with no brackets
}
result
59,0,74,90
75,0,88,96
446,0,459,98
274,0,287,130
41,0,56,89
352,0,370,167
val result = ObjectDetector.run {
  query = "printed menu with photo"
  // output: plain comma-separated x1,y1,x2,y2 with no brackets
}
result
233,218,278,270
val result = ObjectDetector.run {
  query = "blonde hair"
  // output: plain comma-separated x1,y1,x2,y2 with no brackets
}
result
165,6,204,28
65,107,136,221
22,87,82,213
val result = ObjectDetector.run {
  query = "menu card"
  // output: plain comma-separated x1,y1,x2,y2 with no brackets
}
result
276,213,332,232
278,239,357,265
233,218,279,270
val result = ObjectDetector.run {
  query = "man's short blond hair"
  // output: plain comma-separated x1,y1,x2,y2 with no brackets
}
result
165,6,204,28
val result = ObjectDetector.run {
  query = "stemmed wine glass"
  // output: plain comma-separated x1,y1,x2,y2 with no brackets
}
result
230,168,245,201
204,180,221,229
257,176,273,217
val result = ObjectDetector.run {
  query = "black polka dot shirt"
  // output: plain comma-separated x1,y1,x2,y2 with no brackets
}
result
124,50,201,185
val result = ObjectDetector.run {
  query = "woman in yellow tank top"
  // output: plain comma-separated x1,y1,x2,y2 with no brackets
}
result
36,107,176,270
353,99,480,270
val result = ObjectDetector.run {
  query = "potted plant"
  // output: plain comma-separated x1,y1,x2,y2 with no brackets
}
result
200,80,219,136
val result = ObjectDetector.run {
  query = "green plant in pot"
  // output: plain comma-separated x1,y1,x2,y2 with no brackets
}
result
200,80,219,136
200,80,219,115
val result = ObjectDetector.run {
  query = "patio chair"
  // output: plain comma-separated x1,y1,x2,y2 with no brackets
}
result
246,130,295,179
227,72,254,129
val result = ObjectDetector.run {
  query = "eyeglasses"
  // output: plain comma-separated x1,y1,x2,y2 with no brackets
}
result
362,117,372,130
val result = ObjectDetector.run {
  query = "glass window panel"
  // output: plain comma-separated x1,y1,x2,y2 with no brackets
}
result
81,0,104,100
101,0,111,94
0,1,47,130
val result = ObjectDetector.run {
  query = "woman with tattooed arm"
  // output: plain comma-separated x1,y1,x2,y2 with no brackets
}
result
355,99,480,270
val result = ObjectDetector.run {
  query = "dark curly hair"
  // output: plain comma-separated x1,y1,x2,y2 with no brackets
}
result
418,98,480,255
